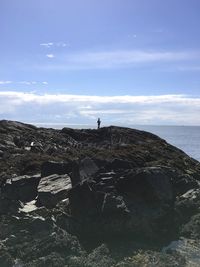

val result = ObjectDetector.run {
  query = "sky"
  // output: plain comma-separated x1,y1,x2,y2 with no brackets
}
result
1,0,200,126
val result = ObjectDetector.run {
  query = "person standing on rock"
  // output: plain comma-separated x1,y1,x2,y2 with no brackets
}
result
97,118,101,129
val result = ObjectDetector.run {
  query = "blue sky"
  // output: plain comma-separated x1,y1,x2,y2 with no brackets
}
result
1,0,200,126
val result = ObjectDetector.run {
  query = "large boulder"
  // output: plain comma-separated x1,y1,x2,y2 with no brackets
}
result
37,174,72,208
0,197,22,215
79,157,99,180
109,158,133,171
2,174,40,202
41,159,99,186
41,161,73,178
68,182,101,219
69,157,99,187
68,167,176,239
116,167,174,203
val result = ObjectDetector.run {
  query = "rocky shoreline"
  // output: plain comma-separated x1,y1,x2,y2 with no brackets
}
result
1,120,200,266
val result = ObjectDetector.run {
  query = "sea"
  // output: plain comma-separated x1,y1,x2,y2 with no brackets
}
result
35,123,200,162
135,125,200,162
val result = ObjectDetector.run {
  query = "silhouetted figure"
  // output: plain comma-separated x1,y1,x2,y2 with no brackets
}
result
97,118,101,129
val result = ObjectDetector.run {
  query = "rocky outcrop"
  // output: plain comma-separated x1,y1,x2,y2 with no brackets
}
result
0,120,200,266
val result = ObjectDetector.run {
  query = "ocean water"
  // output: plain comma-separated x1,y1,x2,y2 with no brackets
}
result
134,125,200,162
35,123,200,162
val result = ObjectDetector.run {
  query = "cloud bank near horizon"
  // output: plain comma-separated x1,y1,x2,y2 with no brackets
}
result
0,91,200,125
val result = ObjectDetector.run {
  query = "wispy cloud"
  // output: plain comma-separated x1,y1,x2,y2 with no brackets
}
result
40,42,54,48
38,49,197,70
40,42,68,48
0,91,200,125
46,54,55,58
19,81,36,85
18,81,48,85
66,50,194,64
0,80,12,85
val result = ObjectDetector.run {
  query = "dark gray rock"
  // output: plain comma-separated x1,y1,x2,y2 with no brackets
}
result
181,213,200,239
79,157,99,180
109,158,133,171
0,150,3,157
41,161,73,177
173,174,199,196
0,243,14,267
68,167,176,239
70,158,99,186
41,160,90,186
0,197,22,215
116,167,174,203
2,174,40,202
70,160,81,186
175,188,200,225
101,194,129,215
0,214,83,267
69,182,99,218
37,174,72,208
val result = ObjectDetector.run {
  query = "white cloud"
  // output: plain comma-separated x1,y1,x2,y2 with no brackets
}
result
0,81,49,86
19,81,34,85
38,49,197,70
0,81,12,85
40,43,54,48
40,42,68,48
18,81,48,85
46,54,55,58
0,91,200,125
66,50,192,64
0,92,196,105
